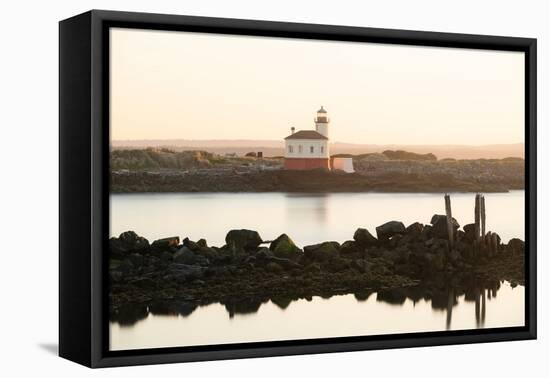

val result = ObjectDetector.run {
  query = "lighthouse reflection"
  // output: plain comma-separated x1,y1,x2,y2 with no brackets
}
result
284,193,329,224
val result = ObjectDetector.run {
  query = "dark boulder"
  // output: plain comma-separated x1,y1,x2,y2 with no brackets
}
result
406,222,424,237
119,231,150,249
225,229,263,251
182,237,200,251
507,238,524,255
151,236,180,251
269,234,302,260
430,214,460,239
340,240,361,256
304,241,340,262
109,231,150,258
173,246,198,265
353,228,378,246
376,221,406,242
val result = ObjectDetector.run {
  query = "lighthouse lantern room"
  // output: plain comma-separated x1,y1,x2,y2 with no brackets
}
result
314,106,329,138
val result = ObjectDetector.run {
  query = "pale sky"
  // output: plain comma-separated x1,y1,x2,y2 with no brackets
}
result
110,28,525,145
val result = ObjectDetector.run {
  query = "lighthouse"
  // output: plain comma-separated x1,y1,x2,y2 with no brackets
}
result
283,106,331,170
314,106,329,138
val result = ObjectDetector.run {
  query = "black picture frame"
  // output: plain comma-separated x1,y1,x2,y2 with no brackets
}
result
59,9,537,368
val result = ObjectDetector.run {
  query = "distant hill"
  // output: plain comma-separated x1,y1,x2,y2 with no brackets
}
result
111,139,524,160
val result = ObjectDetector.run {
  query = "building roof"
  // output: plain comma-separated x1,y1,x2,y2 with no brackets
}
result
317,106,327,114
285,130,328,140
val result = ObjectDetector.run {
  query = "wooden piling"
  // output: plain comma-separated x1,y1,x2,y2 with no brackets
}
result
444,194,454,250
474,288,481,326
480,195,486,240
481,289,486,327
446,289,454,330
474,194,481,243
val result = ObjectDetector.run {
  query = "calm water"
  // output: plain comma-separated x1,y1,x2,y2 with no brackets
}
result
110,191,524,245
110,282,524,350
109,191,525,351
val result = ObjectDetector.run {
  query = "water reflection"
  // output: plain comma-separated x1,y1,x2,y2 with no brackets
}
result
284,192,329,224
111,191,525,246
223,298,267,318
111,279,511,331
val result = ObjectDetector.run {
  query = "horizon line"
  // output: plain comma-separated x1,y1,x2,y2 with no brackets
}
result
110,139,525,147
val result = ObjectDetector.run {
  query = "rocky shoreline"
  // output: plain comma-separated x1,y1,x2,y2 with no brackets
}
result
109,215,525,323
110,169,523,193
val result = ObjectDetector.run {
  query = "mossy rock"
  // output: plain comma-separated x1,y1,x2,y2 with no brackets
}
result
270,234,302,260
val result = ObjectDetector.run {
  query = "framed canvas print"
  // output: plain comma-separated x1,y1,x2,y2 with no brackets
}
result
59,10,537,368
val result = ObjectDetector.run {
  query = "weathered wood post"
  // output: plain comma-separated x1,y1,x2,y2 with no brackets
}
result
481,288,486,327
474,288,481,326
474,194,481,257
474,194,481,243
446,289,454,330
480,194,486,240
444,194,454,250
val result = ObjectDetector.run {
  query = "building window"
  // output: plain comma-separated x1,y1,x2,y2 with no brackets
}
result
310,146,314,153
298,145,303,153
321,146,324,153
288,145,293,153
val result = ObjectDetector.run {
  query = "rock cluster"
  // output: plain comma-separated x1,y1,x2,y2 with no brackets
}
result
109,217,524,310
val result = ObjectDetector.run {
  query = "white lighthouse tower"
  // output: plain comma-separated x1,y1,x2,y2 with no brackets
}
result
314,106,329,138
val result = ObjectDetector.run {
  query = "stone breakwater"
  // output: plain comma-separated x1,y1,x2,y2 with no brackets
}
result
109,215,525,318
